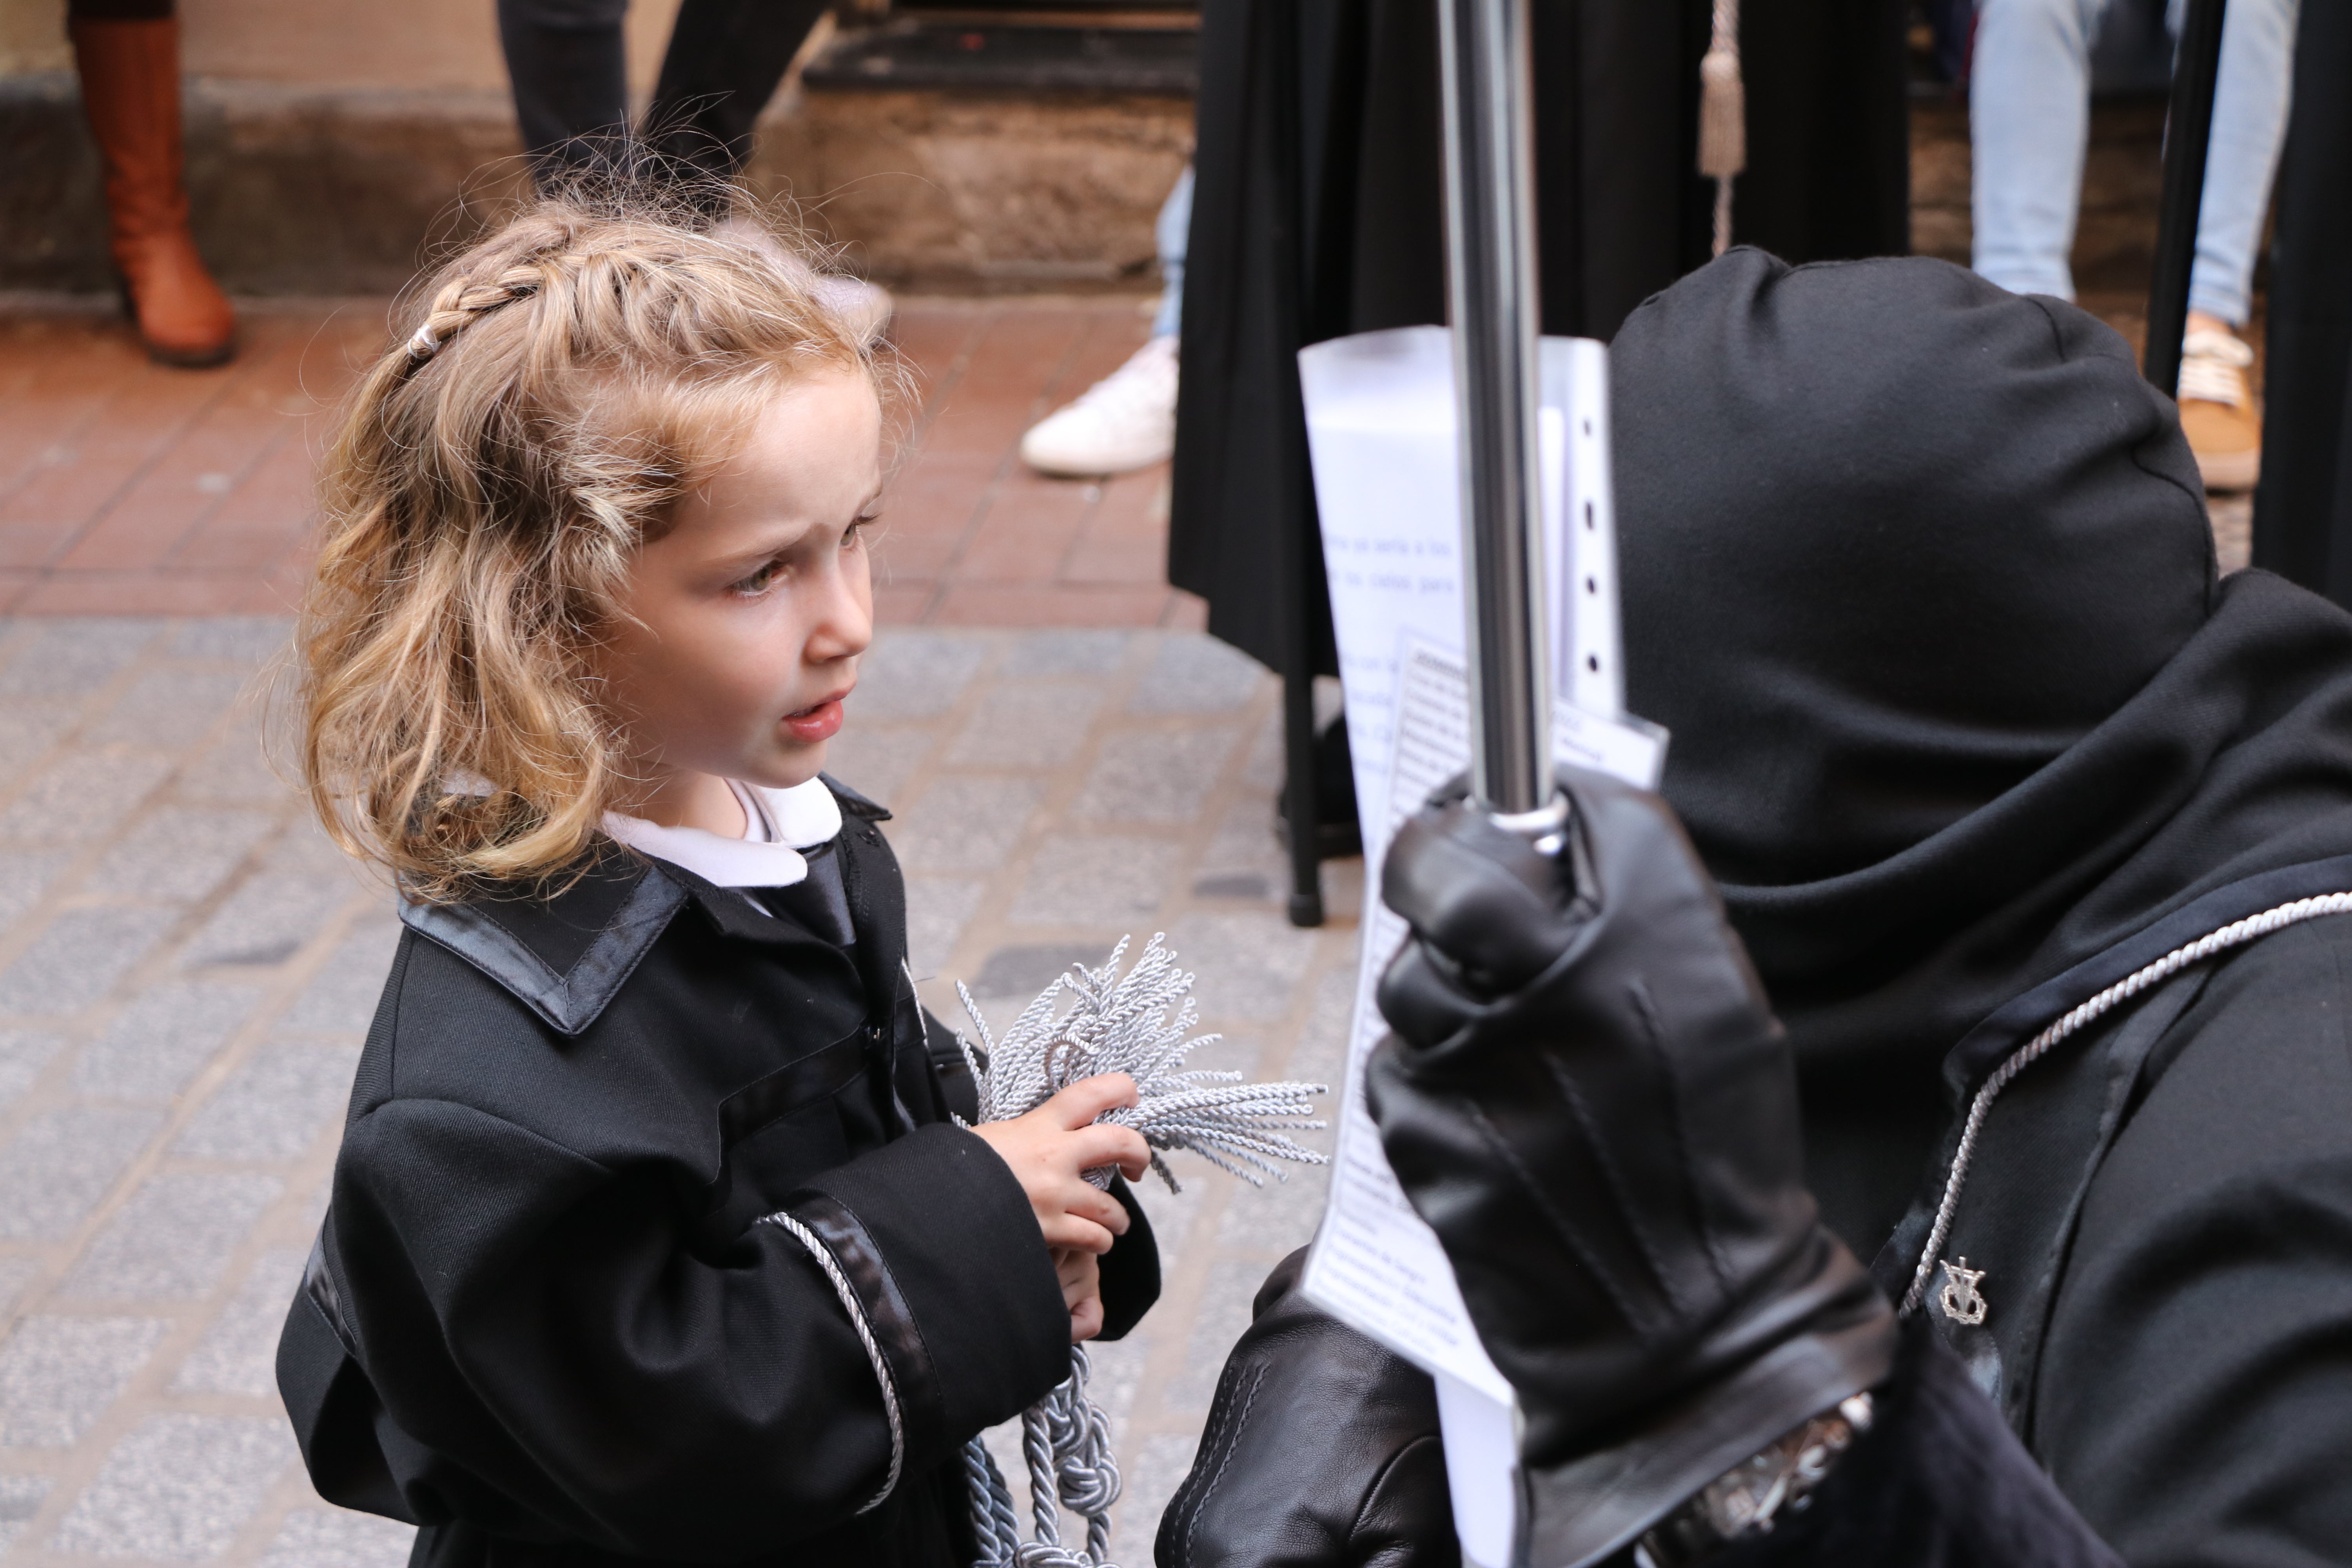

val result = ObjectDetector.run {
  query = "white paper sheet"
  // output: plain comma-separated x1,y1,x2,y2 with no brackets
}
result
1294,327,1664,1567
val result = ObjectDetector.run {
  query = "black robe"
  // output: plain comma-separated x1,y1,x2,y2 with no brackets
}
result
1167,0,1911,677
276,779,1159,1568
2250,0,2352,603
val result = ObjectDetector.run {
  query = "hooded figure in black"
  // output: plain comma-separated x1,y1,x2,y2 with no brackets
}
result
1158,250,2352,1568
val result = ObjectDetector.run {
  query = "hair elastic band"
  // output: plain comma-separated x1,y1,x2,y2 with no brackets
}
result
407,323,441,363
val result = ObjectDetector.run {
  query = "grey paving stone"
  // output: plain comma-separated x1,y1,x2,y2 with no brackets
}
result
0,619,157,699
1169,911,1319,1023
82,668,248,750
887,776,1044,874
177,710,292,805
965,942,1112,1004
0,846,72,935
0,1254,41,1318
0,1105,167,1240
60,1172,284,1303
946,682,1104,769
1071,728,1236,825
820,725,935,811
260,1507,418,1568
51,1412,298,1559
1127,635,1269,715
0,1315,168,1448
0,749,176,844
904,876,984,981
169,617,293,665
1194,799,1291,904
853,630,989,720
1120,1430,1203,1561
0,1472,53,1557
76,980,264,1102
1008,835,1178,928
0,1028,66,1108
86,806,276,902
180,868,356,971
1215,1154,1332,1259
274,921,401,1034
0,905,179,1016
1002,629,1132,678
172,1245,309,1397
0,703,76,792
172,1038,360,1161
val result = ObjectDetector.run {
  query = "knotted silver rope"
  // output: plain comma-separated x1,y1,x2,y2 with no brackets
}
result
955,935,1327,1568
1899,891,2352,1318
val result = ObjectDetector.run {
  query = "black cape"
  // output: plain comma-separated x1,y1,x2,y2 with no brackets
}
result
2251,0,2352,602
1167,0,1911,677
1613,249,2352,1563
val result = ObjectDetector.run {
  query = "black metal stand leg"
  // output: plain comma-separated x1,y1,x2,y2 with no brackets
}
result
1282,671,1324,927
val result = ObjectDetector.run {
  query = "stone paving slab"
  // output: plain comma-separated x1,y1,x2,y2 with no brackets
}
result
0,617,1356,1568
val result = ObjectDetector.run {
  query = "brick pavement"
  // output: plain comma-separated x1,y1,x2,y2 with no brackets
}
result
0,297,1206,626
0,615,1352,1567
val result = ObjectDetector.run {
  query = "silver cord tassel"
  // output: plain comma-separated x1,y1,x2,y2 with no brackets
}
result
954,935,1328,1566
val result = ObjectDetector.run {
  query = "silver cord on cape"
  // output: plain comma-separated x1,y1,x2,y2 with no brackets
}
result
1899,891,2352,1319
1699,0,1745,256
757,1210,906,1514
955,935,1327,1568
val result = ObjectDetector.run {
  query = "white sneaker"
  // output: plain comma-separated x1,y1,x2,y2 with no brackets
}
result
1020,334,1179,477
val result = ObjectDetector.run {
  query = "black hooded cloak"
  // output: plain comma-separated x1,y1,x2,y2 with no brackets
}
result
1612,249,2352,1563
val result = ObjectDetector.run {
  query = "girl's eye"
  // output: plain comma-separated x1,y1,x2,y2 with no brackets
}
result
731,559,784,596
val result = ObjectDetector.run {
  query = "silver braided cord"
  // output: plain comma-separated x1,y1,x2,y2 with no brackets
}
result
1899,891,2352,1317
955,934,1327,1193
757,1211,906,1513
953,936,1327,1566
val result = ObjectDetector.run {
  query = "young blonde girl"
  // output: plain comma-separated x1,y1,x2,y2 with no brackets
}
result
279,195,1159,1568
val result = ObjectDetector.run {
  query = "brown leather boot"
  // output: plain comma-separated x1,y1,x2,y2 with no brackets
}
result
69,17,236,368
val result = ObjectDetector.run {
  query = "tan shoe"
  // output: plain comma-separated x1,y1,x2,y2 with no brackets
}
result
2177,328,2259,492
70,18,236,368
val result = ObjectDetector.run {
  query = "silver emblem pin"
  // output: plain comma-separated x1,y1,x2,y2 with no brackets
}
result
1938,1257,1989,1325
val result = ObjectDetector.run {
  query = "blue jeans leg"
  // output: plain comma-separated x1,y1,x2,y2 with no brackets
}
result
1152,163,1194,341
1971,0,2112,301
2183,0,2299,327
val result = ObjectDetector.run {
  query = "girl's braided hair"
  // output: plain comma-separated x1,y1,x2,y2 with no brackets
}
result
299,189,893,902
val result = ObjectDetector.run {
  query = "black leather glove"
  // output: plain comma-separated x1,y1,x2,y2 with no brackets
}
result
1366,767,1896,1568
1156,1249,1459,1568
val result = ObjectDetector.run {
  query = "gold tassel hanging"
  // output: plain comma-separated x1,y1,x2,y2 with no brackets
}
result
1699,0,1744,255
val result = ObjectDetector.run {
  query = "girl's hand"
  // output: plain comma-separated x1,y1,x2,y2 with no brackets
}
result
971,1074,1151,1255
1056,1248,1105,1343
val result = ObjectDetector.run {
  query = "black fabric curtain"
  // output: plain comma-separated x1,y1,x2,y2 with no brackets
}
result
1169,0,1912,677
2250,0,2352,603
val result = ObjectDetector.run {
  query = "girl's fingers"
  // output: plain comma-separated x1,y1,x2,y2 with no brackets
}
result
1067,1123,1151,1180
1045,1074,1140,1129
1068,1294,1104,1344
1041,1213,1118,1254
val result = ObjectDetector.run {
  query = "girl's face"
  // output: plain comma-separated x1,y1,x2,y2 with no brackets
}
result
603,367,881,816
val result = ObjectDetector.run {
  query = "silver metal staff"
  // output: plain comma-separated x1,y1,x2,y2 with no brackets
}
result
1439,0,1553,819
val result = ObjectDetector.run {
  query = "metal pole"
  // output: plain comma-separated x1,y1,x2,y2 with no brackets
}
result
2144,0,2229,396
1439,0,1552,818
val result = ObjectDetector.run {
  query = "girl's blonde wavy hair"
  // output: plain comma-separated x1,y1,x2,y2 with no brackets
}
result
300,191,887,902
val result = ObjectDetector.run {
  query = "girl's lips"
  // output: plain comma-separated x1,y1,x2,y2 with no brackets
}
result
782,697,845,744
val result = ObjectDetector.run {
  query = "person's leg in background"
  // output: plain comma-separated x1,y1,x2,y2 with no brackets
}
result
67,0,234,366
495,0,631,187
2172,0,2299,490
1020,164,1192,477
641,0,831,192
1969,0,2114,301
